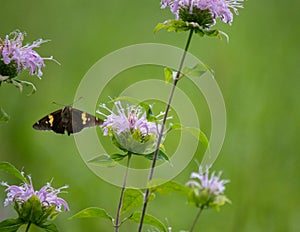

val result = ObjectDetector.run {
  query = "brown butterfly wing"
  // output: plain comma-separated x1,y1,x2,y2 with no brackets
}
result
33,109,65,134
68,108,103,135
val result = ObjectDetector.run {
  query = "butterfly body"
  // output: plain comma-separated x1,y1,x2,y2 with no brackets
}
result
33,106,103,136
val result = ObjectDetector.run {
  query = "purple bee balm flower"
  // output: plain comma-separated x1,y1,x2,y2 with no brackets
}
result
0,30,55,78
97,101,165,154
161,0,243,25
1,176,69,212
186,166,229,195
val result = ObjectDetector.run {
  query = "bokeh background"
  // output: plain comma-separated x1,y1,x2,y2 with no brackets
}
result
1,0,299,231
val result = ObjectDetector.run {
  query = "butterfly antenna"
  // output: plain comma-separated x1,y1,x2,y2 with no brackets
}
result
52,101,65,107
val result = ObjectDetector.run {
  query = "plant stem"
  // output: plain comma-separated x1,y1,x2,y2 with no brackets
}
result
189,206,204,232
25,222,31,232
138,29,194,232
115,153,132,232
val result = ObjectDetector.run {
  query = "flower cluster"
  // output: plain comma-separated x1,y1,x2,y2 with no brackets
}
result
186,166,230,209
0,30,54,79
161,0,244,26
97,101,164,154
1,176,69,212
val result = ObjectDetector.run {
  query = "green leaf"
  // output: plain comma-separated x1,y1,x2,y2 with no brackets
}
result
111,153,128,162
204,29,220,37
19,195,43,223
148,180,190,195
87,154,117,167
121,189,155,216
169,124,209,149
0,162,27,183
143,150,169,162
70,207,113,222
154,20,190,34
185,127,209,149
121,189,144,215
128,212,167,232
19,80,37,96
0,218,24,232
182,63,208,79
0,107,9,122
209,195,231,212
39,223,59,232
164,67,173,84
138,102,156,122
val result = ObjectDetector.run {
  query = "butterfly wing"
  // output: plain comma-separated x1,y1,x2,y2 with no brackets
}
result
69,108,103,135
33,109,65,134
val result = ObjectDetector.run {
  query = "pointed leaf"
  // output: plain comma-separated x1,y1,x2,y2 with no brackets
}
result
185,127,209,149
143,150,169,161
169,124,209,149
87,154,117,167
182,63,208,79
148,180,190,195
111,154,128,162
0,108,9,122
0,218,24,232
0,162,27,183
19,80,37,96
121,189,144,215
39,223,59,232
70,207,113,222
164,67,173,83
128,212,167,232
138,102,156,122
121,189,155,215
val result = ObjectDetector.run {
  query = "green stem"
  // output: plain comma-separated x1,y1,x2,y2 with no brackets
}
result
115,153,132,232
189,205,204,232
25,221,31,232
138,29,194,232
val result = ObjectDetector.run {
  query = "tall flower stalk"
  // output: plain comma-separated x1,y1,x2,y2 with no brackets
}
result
138,0,243,230
97,101,166,231
138,28,194,232
115,153,132,232
186,167,230,231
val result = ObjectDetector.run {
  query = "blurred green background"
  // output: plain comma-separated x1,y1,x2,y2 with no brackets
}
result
1,0,300,231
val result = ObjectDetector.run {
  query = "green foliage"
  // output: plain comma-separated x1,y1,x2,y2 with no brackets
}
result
0,59,18,79
143,149,169,161
164,63,210,84
70,207,113,222
0,107,9,122
169,123,209,149
0,218,24,232
149,180,190,195
121,189,155,215
87,154,118,167
0,161,28,183
187,188,230,212
154,20,223,39
179,7,214,28
182,63,211,79
39,223,59,232
127,212,168,232
164,67,173,83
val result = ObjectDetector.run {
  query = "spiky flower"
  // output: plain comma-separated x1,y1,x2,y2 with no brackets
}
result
161,0,244,27
186,166,230,210
0,30,55,79
97,101,164,154
1,175,69,212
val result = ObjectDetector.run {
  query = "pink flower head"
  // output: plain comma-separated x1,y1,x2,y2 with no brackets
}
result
1,176,69,212
186,166,229,195
161,0,244,25
0,31,55,78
